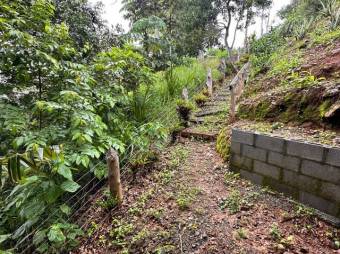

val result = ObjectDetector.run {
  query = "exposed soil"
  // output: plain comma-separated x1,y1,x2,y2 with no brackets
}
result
230,119,340,148
73,140,339,254
301,41,340,79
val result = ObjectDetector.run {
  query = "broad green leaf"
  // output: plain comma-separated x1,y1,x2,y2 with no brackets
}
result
47,225,65,243
81,156,90,168
57,165,73,180
19,200,45,219
60,204,71,215
0,234,11,244
33,230,46,245
61,180,80,193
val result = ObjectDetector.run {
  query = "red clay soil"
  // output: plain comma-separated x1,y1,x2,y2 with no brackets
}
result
72,140,339,254
301,41,340,79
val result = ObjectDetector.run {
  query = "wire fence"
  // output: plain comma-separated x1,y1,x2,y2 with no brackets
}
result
14,70,217,253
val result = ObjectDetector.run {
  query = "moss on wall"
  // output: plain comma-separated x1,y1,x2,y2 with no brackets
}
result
216,127,231,162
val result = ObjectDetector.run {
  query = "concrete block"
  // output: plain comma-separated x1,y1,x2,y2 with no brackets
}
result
232,129,254,145
230,141,241,155
254,160,281,180
243,145,267,162
268,152,300,172
255,135,284,153
301,160,340,184
263,177,298,199
287,140,324,162
240,170,263,185
230,154,253,171
283,170,319,193
299,191,338,216
320,182,340,203
326,148,340,167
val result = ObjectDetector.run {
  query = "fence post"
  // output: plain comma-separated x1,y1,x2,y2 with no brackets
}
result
182,87,189,102
106,148,123,204
229,84,236,122
207,68,213,97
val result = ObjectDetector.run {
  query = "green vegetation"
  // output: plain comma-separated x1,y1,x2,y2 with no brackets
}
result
0,1,224,251
216,127,231,161
176,100,195,126
234,228,249,240
220,190,243,214
176,186,202,210
193,93,209,107
2,0,339,252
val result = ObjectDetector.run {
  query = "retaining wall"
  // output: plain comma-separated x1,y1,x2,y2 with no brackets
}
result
230,128,340,218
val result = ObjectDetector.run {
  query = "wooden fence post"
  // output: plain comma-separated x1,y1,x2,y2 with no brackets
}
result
182,87,189,102
207,68,213,97
229,84,236,122
106,148,123,204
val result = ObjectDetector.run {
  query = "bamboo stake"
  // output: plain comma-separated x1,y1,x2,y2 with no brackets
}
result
106,149,123,204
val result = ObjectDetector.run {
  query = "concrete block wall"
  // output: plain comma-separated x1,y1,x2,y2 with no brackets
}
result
230,128,340,218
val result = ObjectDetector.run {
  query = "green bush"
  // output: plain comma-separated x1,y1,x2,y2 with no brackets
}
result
176,99,195,126
193,93,209,107
249,29,285,76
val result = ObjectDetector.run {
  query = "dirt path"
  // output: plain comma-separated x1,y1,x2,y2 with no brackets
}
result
74,139,339,254
73,82,339,254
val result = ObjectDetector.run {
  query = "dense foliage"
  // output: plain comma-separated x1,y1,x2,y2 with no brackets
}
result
122,0,220,57
0,0,225,252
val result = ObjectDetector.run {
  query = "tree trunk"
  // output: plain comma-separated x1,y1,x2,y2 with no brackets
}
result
261,9,265,36
38,68,42,130
266,11,271,33
231,19,240,50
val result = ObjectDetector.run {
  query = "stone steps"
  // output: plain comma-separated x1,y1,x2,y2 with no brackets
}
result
189,117,205,124
195,109,226,117
213,96,229,102
180,129,217,141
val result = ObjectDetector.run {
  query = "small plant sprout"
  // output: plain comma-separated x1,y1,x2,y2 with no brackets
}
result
270,223,282,241
234,228,249,240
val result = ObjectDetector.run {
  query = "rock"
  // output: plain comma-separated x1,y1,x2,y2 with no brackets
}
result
301,122,314,128
323,84,340,98
300,247,309,253
335,137,340,145
325,102,340,118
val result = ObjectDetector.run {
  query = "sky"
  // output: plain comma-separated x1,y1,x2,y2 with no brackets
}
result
89,0,291,48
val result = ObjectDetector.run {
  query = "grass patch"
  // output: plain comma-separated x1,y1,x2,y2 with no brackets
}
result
220,190,259,214
176,186,202,210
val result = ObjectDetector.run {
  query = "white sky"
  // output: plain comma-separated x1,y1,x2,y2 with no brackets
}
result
89,0,291,48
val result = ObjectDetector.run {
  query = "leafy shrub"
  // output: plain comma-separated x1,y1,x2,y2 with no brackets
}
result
249,29,285,76
206,48,228,58
193,93,209,107
269,52,301,77
216,127,230,162
176,100,195,126
311,26,340,44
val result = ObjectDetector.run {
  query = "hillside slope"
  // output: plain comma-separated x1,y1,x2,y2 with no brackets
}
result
239,29,340,129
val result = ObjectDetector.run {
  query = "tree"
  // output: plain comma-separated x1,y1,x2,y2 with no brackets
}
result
215,0,242,67
53,0,121,55
244,0,273,51
122,0,219,57
130,15,168,69
215,0,273,62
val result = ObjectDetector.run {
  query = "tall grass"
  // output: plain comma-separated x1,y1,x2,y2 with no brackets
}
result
145,57,222,131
